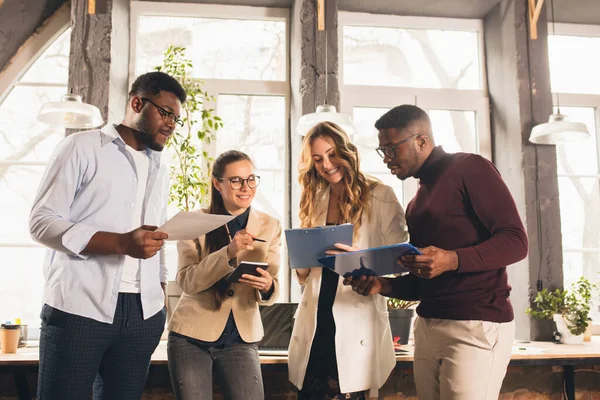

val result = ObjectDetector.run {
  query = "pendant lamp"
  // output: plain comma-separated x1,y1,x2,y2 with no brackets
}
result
37,92,103,129
528,0,590,145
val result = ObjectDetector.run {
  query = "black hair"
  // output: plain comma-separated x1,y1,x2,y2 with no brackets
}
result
374,104,430,131
129,71,187,103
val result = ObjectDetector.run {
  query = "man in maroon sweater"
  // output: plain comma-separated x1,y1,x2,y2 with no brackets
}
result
344,105,528,399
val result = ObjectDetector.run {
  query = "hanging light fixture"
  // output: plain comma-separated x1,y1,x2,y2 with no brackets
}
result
37,92,103,129
528,0,590,145
295,0,355,136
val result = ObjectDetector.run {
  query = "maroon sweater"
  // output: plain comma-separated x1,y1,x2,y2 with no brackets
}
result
389,147,528,323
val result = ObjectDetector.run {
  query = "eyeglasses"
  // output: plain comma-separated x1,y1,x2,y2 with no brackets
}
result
217,175,261,190
141,98,183,127
376,134,419,159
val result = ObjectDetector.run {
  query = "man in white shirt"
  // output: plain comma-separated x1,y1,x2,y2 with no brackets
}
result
30,71,186,400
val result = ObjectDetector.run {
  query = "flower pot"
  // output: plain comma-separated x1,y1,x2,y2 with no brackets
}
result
553,314,584,344
388,308,414,345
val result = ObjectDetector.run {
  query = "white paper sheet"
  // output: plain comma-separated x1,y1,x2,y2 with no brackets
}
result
156,211,235,241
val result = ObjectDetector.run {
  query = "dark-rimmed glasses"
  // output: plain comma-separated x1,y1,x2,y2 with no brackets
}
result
376,134,419,159
217,175,261,190
141,98,184,127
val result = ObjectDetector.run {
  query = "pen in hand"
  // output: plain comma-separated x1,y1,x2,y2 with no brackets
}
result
253,237,267,243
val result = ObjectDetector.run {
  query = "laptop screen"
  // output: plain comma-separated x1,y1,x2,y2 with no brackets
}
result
258,303,298,350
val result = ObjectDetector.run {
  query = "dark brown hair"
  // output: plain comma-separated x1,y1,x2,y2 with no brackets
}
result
203,150,254,308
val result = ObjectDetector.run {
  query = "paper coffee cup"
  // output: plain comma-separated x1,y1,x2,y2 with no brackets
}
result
0,324,21,354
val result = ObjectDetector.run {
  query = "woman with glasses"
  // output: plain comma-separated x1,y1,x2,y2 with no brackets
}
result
167,150,282,400
288,122,408,400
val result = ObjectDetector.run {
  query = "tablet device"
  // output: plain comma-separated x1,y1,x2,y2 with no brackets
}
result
225,261,267,283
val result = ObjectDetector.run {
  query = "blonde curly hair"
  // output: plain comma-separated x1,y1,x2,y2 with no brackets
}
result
298,121,377,242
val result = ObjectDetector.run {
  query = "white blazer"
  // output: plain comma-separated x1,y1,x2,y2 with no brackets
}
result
288,182,408,396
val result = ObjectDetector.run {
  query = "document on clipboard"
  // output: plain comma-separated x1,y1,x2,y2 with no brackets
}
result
285,224,354,270
317,242,422,276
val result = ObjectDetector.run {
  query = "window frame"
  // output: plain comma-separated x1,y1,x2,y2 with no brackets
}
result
129,1,292,301
0,5,71,340
338,12,491,205
0,4,70,247
550,22,600,332
0,4,70,104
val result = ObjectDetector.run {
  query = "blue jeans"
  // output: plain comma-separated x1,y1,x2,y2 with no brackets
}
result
167,332,264,400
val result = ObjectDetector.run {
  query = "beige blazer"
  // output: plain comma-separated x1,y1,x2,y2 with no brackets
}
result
288,182,408,396
168,208,281,343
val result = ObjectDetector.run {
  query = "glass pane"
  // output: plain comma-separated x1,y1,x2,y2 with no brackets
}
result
215,94,286,291
0,86,68,162
352,107,403,202
343,26,480,89
0,166,45,244
555,106,598,175
429,110,477,154
0,247,47,338
136,16,286,81
558,177,600,250
549,35,600,95
216,95,286,221
20,28,71,84
563,251,600,323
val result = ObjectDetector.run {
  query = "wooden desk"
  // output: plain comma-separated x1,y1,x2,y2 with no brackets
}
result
3,338,600,399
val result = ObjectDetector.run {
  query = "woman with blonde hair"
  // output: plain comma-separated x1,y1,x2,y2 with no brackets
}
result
167,150,281,400
288,121,409,399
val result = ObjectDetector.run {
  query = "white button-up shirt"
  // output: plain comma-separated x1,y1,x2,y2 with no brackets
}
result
29,124,169,323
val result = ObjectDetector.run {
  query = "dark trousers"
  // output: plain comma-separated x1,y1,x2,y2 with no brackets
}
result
167,332,264,400
37,293,166,400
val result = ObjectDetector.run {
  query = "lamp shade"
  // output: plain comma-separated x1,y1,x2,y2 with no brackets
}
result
37,93,103,129
529,113,590,145
296,104,355,136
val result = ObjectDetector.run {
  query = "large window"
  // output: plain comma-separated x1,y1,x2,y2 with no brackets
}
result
130,2,290,299
549,24,600,323
0,8,71,338
339,12,490,205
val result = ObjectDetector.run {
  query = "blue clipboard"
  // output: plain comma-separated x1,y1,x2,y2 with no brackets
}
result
317,242,422,276
285,224,354,269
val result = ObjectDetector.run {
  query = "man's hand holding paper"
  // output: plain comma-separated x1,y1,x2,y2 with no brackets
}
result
156,211,234,241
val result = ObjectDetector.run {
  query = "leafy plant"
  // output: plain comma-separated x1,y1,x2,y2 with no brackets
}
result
526,277,597,336
155,46,223,211
387,298,419,310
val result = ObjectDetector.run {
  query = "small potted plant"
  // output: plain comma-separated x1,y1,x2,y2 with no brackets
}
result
387,298,418,346
526,277,597,344
155,46,223,321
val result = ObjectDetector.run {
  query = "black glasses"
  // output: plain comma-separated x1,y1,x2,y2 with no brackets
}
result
376,134,419,159
141,98,183,127
217,175,261,190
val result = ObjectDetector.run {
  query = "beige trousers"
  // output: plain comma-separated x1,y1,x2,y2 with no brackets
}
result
413,317,515,400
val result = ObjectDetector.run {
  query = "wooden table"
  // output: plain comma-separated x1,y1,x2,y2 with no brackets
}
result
3,338,600,399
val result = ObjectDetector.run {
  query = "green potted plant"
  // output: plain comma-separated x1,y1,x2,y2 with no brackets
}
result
154,46,223,320
154,45,223,211
387,298,418,346
526,277,597,344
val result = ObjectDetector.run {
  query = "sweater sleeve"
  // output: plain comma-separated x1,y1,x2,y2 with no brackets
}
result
454,155,528,273
386,274,420,301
